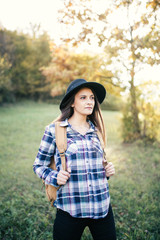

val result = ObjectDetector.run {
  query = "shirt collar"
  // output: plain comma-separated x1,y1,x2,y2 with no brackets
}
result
88,120,96,133
59,119,96,133
59,119,69,127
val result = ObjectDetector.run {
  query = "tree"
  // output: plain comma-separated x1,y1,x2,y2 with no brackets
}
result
142,0,160,64
24,32,51,99
59,0,160,141
41,44,121,99
0,28,51,101
0,55,12,103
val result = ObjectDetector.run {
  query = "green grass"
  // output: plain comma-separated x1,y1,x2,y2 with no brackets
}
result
0,101,159,240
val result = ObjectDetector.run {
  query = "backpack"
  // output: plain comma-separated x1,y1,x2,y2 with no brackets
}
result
44,121,107,206
44,122,67,206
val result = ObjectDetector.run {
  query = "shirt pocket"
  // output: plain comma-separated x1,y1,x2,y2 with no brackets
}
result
91,136,103,155
90,136,104,170
65,139,78,168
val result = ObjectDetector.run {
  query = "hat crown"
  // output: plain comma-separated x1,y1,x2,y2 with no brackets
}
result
67,79,87,94
60,78,106,110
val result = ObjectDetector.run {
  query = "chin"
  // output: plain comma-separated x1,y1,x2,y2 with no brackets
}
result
85,110,93,114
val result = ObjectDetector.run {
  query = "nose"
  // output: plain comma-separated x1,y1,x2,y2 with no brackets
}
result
87,98,93,105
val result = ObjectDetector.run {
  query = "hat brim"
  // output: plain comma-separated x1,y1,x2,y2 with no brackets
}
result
60,82,106,110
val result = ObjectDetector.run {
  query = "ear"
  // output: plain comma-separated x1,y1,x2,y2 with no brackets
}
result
71,104,74,108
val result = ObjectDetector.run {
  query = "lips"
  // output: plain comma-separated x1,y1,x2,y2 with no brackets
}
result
85,107,92,110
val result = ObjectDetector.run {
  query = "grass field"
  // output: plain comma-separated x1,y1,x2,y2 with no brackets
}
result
0,101,160,240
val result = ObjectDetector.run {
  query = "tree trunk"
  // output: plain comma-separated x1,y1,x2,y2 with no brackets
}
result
130,67,141,139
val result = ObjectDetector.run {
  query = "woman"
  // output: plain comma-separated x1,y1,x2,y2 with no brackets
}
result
33,79,116,240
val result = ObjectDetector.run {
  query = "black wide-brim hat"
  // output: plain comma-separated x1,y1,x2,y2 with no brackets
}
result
60,79,106,110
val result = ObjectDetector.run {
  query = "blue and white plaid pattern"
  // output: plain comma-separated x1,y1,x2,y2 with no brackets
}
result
33,119,110,219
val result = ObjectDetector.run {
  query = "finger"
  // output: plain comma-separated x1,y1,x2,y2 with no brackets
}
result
106,169,115,176
105,166,114,172
57,176,67,185
58,175,69,181
58,172,70,180
57,176,68,185
105,166,115,172
106,167,115,172
57,170,71,185
67,167,71,173
60,170,70,177
105,162,112,168
106,166,115,173
107,169,115,175
57,179,66,185
108,162,113,167
105,162,114,169
59,178,68,183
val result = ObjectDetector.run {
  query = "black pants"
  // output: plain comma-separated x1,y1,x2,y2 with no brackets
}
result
53,205,116,240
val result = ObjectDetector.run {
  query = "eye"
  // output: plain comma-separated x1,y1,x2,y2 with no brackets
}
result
80,96,86,99
91,96,95,100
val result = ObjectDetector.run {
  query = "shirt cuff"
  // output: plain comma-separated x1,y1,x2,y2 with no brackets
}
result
45,171,59,187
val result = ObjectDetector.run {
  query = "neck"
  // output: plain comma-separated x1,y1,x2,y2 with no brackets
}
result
69,113,88,126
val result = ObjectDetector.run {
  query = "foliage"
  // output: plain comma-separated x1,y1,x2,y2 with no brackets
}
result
101,94,124,111
0,28,51,102
0,28,122,110
143,0,160,64
121,103,141,143
41,44,123,111
139,101,160,142
0,1,159,143
41,44,121,98
59,0,160,142
121,97,160,143
121,78,160,142
0,102,159,240
0,55,13,103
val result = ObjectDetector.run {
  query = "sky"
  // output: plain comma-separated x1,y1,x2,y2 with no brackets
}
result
0,0,64,42
0,0,149,44
0,0,113,45
0,0,160,100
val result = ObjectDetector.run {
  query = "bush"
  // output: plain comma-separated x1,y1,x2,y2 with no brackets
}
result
139,102,160,142
121,101,160,143
121,106,140,142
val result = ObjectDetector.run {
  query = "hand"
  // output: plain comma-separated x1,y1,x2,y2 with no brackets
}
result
104,162,115,177
57,168,71,185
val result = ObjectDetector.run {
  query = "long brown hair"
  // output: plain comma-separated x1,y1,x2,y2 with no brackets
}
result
53,87,106,145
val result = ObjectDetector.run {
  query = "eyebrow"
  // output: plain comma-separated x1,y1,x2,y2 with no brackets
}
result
79,94,94,96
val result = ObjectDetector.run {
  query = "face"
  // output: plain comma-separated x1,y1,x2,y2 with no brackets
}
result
72,88,95,117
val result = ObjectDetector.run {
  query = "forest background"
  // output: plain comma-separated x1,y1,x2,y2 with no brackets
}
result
0,0,160,142
0,0,160,239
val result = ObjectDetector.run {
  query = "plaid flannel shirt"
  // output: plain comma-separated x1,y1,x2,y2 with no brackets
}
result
33,119,110,219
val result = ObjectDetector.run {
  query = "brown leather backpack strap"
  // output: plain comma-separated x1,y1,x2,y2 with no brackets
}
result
55,122,67,171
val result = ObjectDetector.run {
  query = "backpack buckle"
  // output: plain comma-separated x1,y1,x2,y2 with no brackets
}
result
60,152,65,157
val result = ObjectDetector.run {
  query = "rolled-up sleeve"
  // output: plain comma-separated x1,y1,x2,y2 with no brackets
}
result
33,124,59,187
